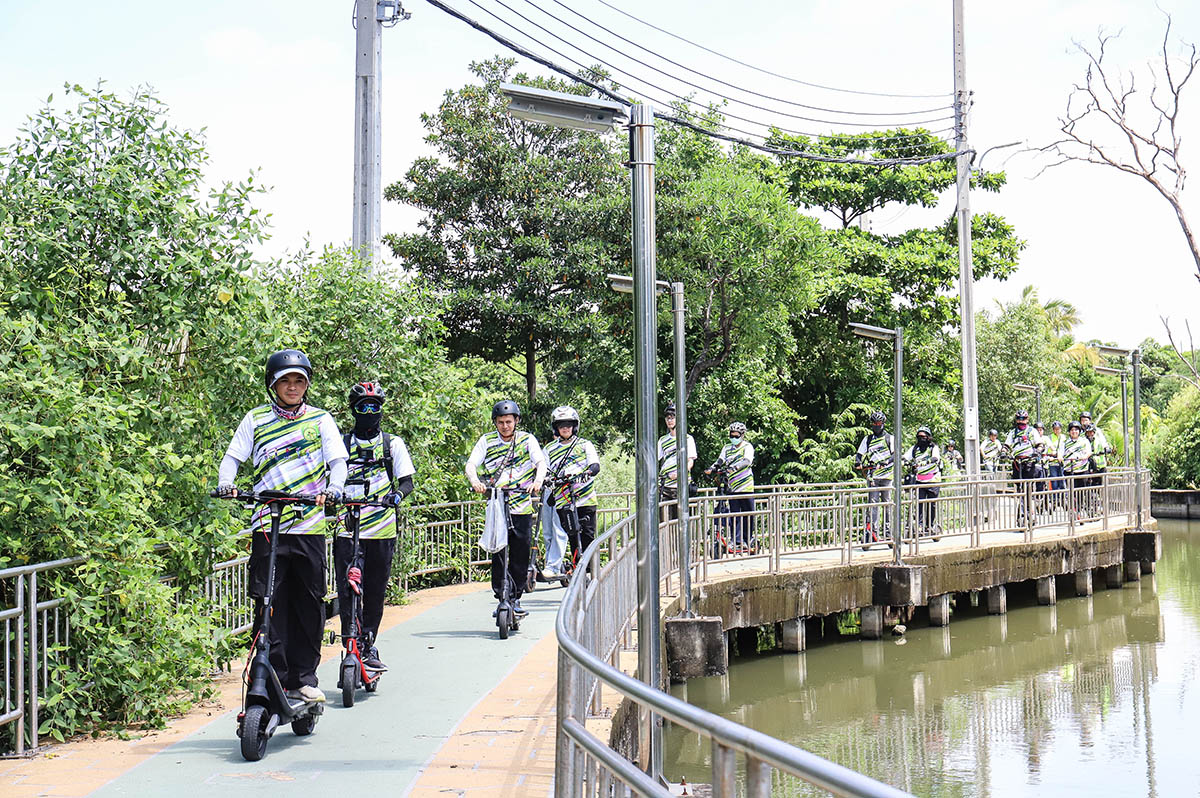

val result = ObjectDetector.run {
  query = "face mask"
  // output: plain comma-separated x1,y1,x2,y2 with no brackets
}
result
917,437,931,449
730,436,741,445
353,412,381,439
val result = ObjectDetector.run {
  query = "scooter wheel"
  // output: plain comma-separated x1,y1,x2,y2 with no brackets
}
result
498,608,510,640
240,704,269,761
559,576,570,588
342,663,357,708
291,712,318,736
525,570,537,593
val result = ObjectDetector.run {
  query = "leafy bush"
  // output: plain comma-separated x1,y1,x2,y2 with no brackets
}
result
1150,385,1200,488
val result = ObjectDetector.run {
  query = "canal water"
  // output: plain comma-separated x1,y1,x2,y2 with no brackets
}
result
665,519,1200,797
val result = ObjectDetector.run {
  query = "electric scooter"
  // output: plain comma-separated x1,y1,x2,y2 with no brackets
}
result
493,487,521,640
335,483,392,707
212,489,326,762
530,471,581,590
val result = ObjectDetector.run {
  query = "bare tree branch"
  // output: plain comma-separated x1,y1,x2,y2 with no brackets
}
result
1160,315,1200,390
1040,13,1200,281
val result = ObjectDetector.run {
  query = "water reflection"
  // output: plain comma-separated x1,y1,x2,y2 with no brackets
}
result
665,520,1200,796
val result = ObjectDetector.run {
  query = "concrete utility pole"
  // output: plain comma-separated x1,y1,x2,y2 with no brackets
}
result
953,0,979,476
352,1,408,266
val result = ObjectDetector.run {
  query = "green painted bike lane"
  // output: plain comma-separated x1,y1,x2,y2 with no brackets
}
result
92,585,563,797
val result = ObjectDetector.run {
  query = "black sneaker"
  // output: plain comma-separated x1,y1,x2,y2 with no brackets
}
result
513,602,529,617
364,647,388,672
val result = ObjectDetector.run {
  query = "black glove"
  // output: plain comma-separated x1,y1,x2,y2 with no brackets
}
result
382,492,403,508
323,488,343,503
216,484,236,498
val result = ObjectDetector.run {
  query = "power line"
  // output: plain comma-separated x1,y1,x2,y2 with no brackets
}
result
592,0,950,100
536,0,954,119
474,0,953,145
421,0,967,166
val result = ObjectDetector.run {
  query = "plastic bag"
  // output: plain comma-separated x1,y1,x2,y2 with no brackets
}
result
479,491,509,553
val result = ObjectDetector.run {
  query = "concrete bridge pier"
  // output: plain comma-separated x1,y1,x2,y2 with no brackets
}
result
780,617,806,652
1123,561,1142,582
1125,530,1162,578
986,585,1007,614
1103,564,1123,589
861,606,884,640
1036,576,1057,605
1074,569,1093,596
928,594,951,627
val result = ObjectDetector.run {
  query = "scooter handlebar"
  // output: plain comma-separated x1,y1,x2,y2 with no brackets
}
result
209,489,326,506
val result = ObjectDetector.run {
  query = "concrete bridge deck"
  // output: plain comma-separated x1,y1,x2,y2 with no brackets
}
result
1,513,1155,797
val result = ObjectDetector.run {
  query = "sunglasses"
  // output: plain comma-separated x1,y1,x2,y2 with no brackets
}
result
355,400,382,414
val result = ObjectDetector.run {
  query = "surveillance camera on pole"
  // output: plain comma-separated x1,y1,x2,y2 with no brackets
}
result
500,83,628,133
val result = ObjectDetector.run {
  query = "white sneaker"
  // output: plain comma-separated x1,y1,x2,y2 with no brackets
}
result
540,567,558,580
297,685,325,703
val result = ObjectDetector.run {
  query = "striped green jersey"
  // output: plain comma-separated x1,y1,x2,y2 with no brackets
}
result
657,432,696,490
717,439,755,494
472,430,540,515
340,435,396,540
543,436,599,508
1062,436,1093,475
246,405,336,536
905,444,942,484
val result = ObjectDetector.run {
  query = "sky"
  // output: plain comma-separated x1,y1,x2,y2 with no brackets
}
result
2,0,1197,351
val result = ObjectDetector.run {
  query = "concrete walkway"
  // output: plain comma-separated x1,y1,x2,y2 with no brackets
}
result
1,581,566,798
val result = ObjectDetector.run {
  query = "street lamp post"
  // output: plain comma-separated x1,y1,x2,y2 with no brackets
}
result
1095,365,1130,467
1013,383,1041,426
610,274,692,617
851,323,904,567
501,84,674,782
1097,346,1143,528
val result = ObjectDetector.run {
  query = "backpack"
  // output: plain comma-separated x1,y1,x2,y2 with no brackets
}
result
343,431,396,487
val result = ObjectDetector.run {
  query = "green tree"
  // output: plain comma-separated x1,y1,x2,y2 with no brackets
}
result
384,58,626,404
1149,385,1200,488
0,85,277,739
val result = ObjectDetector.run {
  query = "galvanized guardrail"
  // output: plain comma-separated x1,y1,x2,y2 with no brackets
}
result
555,467,1147,797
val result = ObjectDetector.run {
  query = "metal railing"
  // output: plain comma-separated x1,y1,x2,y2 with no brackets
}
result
0,490,636,754
555,467,1148,797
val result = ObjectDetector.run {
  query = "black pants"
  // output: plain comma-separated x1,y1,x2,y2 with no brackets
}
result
333,535,397,644
559,505,596,571
729,495,754,546
492,512,533,602
249,532,326,690
917,486,941,530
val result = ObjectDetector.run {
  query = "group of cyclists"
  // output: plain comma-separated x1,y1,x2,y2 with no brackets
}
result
854,407,1118,543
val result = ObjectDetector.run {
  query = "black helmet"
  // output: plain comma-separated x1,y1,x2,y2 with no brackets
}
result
664,402,676,416
869,410,886,425
1084,423,1096,435
1080,411,1093,420
348,381,385,412
1068,421,1082,432
1051,420,1062,430
1014,410,1029,422
916,425,932,438
265,349,312,389
492,399,521,420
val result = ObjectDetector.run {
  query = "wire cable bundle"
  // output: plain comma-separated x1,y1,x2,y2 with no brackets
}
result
422,0,969,166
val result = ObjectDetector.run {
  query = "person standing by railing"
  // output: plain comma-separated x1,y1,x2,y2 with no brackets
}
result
466,400,545,619
657,402,696,520
1061,421,1093,517
1003,410,1045,526
216,348,348,704
707,422,755,552
903,426,943,538
1045,421,1067,494
334,381,415,672
981,429,1002,472
854,410,894,545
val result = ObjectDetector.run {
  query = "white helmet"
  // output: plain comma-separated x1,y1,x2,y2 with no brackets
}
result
551,405,580,432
